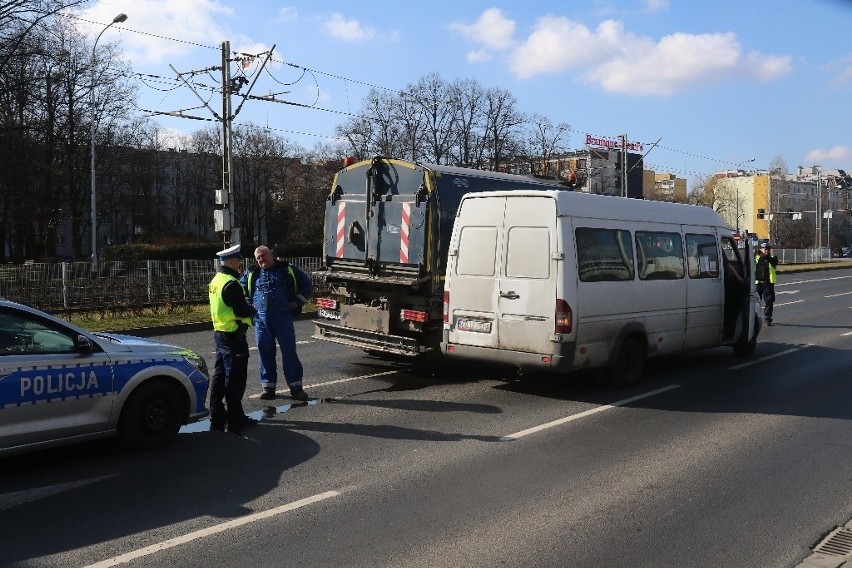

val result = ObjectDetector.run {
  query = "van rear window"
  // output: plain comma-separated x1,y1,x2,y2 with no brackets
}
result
576,228,634,282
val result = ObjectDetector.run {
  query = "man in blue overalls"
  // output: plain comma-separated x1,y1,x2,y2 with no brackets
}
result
244,245,313,401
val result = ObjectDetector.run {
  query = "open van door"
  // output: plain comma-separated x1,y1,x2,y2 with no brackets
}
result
720,235,759,355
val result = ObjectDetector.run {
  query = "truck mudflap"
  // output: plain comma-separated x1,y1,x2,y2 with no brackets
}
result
313,320,427,357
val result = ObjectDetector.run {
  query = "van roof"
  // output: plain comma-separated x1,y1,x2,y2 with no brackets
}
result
460,189,727,227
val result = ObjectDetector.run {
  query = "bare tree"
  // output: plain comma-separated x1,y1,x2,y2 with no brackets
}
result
0,0,87,74
519,113,571,176
481,86,526,171
403,73,458,164
447,78,487,168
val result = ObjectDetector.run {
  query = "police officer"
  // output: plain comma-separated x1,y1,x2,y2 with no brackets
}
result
754,241,778,325
244,245,313,401
208,244,258,432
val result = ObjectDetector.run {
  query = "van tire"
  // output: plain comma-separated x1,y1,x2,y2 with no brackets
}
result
608,337,646,387
732,315,759,357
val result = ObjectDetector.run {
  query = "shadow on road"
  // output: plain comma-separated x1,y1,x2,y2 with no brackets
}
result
0,426,319,565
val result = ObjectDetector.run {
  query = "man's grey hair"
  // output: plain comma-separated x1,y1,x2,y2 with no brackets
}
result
254,245,272,255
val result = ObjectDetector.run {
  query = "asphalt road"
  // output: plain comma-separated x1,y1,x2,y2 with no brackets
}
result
1,268,851,567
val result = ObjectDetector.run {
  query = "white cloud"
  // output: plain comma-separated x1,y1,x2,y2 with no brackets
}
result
502,14,791,95
81,0,234,64
322,12,376,42
509,17,623,79
823,54,852,88
805,146,852,165
467,49,492,63
276,7,298,23
449,8,516,51
643,0,670,12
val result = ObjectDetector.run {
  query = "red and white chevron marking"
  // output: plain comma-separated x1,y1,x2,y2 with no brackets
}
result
400,202,411,264
335,202,346,258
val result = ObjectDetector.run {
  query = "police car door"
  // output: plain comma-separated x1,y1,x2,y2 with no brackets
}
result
0,307,115,449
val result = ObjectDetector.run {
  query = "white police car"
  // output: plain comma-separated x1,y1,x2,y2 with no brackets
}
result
0,299,209,456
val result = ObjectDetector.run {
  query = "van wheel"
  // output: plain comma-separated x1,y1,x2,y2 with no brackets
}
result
733,315,759,357
608,337,646,387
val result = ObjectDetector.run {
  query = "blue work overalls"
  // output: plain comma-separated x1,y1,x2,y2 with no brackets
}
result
246,263,304,392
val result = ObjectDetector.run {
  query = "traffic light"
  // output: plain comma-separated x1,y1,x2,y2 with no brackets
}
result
787,209,794,219
757,209,765,219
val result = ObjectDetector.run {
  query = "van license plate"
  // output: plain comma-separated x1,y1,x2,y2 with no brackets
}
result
455,318,492,333
318,308,341,320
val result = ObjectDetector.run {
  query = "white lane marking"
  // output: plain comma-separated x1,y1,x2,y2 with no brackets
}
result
775,300,804,307
842,331,852,336
780,274,852,286
83,490,341,568
0,475,115,512
247,369,402,399
501,385,680,441
825,291,852,298
728,345,810,370
776,290,799,295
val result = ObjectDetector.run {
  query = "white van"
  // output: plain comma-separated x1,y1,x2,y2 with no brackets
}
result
441,190,760,385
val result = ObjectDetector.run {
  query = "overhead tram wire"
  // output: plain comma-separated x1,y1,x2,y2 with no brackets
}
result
78,18,742,172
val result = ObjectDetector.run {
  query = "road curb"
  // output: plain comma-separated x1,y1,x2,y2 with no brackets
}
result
111,313,320,337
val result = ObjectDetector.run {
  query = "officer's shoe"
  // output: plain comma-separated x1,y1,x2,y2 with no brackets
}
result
766,318,773,326
228,416,259,433
259,388,277,400
209,421,226,432
290,388,313,402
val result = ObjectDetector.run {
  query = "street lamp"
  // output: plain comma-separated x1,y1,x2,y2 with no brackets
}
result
734,158,755,235
90,13,128,266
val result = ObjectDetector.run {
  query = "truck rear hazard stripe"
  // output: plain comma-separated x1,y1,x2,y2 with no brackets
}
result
336,202,346,258
400,202,411,264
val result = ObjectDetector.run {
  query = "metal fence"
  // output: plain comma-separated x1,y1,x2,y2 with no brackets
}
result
0,257,324,313
774,248,828,264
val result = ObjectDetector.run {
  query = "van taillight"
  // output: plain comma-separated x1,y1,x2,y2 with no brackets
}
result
316,297,337,309
555,299,572,334
443,291,449,323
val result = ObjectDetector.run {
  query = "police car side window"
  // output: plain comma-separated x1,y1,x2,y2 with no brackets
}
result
0,310,76,355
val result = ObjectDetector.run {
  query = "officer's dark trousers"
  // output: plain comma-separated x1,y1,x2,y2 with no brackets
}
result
756,282,775,320
209,329,249,425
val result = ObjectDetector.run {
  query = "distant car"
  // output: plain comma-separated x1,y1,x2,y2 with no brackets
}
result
0,299,210,456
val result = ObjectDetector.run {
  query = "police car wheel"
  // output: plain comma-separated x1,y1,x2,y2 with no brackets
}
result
119,380,183,451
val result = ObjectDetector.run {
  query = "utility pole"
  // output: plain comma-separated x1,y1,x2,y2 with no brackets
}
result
167,42,275,248
220,41,235,247
620,134,628,198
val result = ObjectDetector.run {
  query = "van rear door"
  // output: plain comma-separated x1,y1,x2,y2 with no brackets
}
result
447,194,557,354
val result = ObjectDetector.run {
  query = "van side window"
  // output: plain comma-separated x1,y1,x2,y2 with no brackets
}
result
575,228,635,282
685,234,720,278
456,227,498,276
636,231,684,280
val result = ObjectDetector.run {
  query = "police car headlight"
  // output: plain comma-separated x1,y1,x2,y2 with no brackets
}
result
183,353,209,376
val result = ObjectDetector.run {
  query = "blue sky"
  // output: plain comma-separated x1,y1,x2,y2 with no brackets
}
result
80,0,852,188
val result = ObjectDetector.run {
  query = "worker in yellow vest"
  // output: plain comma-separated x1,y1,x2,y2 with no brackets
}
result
754,241,778,325
208,244,257,432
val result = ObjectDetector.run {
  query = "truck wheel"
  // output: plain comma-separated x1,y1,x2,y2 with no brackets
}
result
119,380,183,451
608,337,646,387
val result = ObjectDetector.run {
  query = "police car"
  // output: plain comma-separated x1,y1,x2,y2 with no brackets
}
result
0,299,210,456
